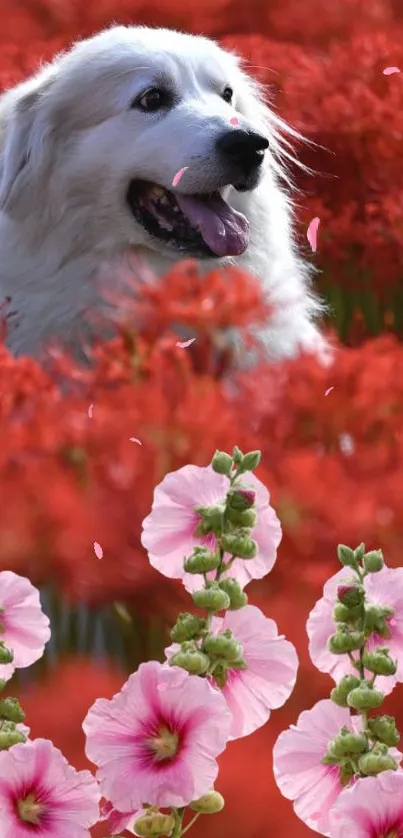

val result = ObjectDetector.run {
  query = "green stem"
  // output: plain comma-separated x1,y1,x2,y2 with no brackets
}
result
172,808,184,838
182,813,201,835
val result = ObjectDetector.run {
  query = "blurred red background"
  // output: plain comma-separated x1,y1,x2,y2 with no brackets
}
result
1,1,403,836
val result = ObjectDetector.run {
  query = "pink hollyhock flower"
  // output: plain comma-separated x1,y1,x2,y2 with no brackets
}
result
329,771,403,838
166,605,298,740
307,566,403,694
0,571,50,681
101,801,142,834
141,464,281,592
0,738,100,837
273,699,360,835
83,660,231,811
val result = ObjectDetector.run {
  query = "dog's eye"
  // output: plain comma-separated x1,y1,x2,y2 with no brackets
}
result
222,86,233,103
134,88,165,112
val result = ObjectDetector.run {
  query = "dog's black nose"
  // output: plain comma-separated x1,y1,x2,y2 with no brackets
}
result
217,129,269,170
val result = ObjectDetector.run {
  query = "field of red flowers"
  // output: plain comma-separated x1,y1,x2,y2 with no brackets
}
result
1,1,403,836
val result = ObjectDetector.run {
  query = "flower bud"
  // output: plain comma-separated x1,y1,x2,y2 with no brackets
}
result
211,661,228,688
239,450,261,472
184,547,221,574
190,791,225,814
362,648,397,676
170,613,206,643
218,578,248,610
337,584,365,609
195,505,224,537
211,451,233,476
337,544,358,568
354,543,366,561
232,446,243,464
339,760,355,787
169,642,210,675
367,715,400,747
203,630,243,662
332,603,362,624
227,488,256,511
330,675,362,707
363,549,384,573
134,811,175,837
358,750,397,776
327,728,368,758
328,627,365,654
225,507,257,528
364,604,393,637
221,530,257,559
192,584,230,612
0,698,25,724
0,643,13,664
0,723,26,750
347,683,385,710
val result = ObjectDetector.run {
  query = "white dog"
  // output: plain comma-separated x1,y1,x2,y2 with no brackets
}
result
0,25,327,361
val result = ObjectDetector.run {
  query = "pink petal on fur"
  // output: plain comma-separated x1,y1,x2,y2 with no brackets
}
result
325,387,334,396
230,116,239,126
176,339,196,348
93,542,103,560
172,167,189,187
383,66,401,75
307,217,320,252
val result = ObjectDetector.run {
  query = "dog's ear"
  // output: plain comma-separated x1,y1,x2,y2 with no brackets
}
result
0,81,53,217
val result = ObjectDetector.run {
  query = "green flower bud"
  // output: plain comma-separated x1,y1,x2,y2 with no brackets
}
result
0,643,13,664
358,750,397,776
225,507,257,528
0,723,26,750
211,451,233,476
218,578,248,610
232,446,244,464
170,613,206,643
347,683,385,710
327,728,368,758
333,602,362,624
226,488,256,511
367,715,400,747
195,505,224,537
339,760,356,787
328,627,365,654
337,583,365,609
192,584,230,612
238,450,261,472
221,530,257,559
134,811,175,837
0,698,25,724
354,543,366,561
330,675,362,707
0,680,7,693
362,648,397,676
169,642,210,675
190,790,225,814
363,549,384,574
364,604,393,637
184,547,221,574
211,661,228,688
337,544,358,568
203,630,243,662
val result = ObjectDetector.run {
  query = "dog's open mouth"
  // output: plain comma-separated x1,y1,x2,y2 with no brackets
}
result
127,180,250,258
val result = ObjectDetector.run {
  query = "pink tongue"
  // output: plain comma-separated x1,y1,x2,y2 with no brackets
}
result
175,193,249,257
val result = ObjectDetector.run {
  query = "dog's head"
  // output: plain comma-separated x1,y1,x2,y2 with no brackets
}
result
0,27,284,261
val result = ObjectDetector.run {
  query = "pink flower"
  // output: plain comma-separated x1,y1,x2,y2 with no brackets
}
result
273,699,358,835
83,660,231,811
166,605,298,740
101,801,142,834
0,738,100,837
141,465,281,592
0,571,50,681
307,566,403,694
329,771,403,838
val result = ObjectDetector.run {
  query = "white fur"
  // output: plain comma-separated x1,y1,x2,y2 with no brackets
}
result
0,25,328,361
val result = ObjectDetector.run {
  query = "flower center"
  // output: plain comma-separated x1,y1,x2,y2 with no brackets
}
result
17,793,45,825
149,726,179,762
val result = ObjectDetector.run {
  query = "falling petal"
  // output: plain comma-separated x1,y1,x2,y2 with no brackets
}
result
325,387,334,396
88,403,94,418
230,116,239,126
307,217,320,252
129,437,142,445
383,66,401,75
93,541,103,560
176,338,196,348
172,166,189,187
